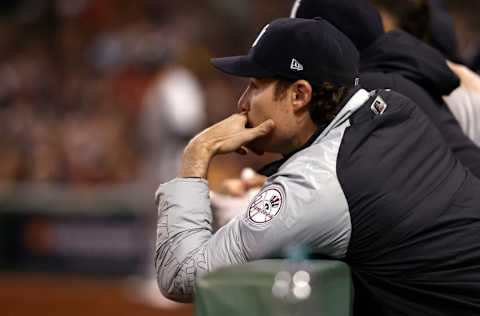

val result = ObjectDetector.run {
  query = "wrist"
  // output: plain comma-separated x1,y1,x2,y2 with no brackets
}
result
179,140,214,178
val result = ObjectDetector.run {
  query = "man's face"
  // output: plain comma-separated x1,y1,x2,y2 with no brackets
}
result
237,78,292,154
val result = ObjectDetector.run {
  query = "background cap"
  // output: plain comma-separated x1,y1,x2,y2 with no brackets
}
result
290,0,384,52
211,17,359,86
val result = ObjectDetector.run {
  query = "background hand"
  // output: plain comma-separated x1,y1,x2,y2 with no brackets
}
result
219,168,267,197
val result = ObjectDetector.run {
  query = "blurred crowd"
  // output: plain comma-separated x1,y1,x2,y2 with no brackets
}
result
0,0,479,189
0,0,290,188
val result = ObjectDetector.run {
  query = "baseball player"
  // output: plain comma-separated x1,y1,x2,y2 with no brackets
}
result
155,17,480,315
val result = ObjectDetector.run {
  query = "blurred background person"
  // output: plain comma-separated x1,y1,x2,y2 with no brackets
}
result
0,1,291,315
443,0,480,72
371,0,480,147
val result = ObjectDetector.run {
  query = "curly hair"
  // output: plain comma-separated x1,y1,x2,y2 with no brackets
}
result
273,79,350,125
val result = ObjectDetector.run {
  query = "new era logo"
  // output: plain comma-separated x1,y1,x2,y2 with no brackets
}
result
290,58,303,71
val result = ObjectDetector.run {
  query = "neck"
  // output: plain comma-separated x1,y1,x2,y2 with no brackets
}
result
282,119,317,155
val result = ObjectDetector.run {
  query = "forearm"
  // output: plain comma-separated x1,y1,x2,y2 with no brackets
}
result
155,178,213,301
155,177,249,302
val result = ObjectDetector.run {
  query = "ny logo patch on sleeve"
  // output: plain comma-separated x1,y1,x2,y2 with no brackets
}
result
247,185,285,225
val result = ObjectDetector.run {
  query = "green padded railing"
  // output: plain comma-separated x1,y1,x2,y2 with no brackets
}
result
195,260,352,316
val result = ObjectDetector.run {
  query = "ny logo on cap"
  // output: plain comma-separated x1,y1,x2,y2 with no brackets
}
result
252,24,269,48
290,58,303,71
290,0,302,17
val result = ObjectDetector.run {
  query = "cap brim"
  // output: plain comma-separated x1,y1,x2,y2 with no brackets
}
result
211,55,274,78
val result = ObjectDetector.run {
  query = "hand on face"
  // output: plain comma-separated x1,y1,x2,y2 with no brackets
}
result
192,113,275,156
180,113,274,178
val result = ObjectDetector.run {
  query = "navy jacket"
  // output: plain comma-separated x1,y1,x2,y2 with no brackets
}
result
360,30,480,178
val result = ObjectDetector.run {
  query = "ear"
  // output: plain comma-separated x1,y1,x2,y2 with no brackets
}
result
290,80,313,112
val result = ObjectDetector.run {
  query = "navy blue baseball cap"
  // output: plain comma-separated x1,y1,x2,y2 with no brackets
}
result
211,17,360,87
290,0,384,52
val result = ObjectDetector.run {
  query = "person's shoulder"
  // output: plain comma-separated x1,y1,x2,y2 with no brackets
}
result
360,71,396,90
376,88,421,113
273,135,344,185
361,71,432,104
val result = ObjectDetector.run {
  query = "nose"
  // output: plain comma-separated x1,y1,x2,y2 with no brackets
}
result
237,86,250,113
